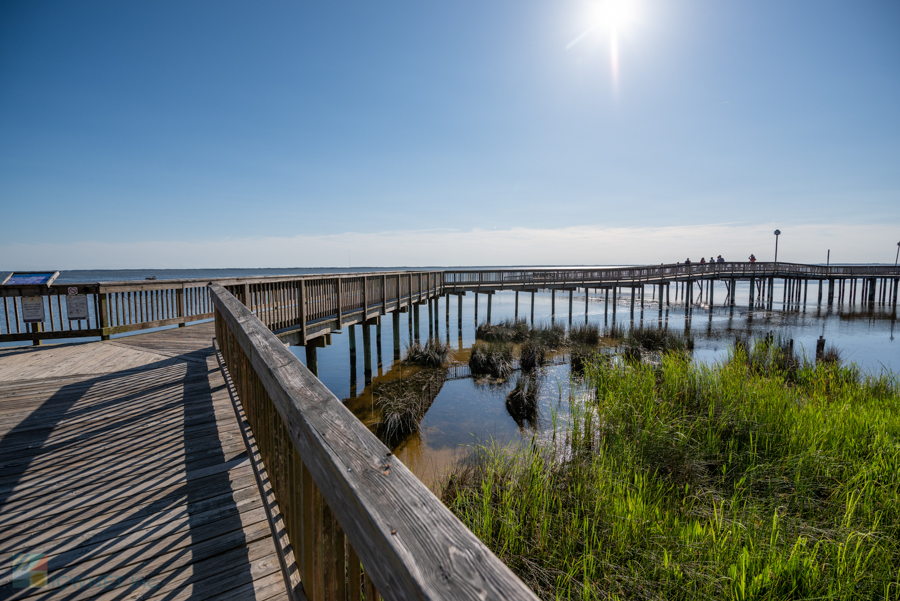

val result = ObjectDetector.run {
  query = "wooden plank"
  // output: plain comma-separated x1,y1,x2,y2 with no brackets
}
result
211,284,539,600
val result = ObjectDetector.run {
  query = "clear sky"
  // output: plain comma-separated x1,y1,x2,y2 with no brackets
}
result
1,0,898,268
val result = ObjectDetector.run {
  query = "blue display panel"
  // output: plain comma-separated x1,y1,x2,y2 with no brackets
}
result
1,272,60,286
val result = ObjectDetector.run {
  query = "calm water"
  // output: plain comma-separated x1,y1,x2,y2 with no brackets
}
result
291,280,898,487
3,267,897,487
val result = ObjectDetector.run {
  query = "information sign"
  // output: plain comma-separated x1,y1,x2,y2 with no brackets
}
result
66,295,89,321
1,272,59,286
21,297,46,323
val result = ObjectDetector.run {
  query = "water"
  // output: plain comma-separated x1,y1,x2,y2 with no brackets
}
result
291,280,898,487
3,268,897,488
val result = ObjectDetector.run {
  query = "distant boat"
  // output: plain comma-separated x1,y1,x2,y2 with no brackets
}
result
145,276,157,280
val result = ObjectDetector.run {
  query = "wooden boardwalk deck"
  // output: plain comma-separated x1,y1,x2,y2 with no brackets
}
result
0,323,290,600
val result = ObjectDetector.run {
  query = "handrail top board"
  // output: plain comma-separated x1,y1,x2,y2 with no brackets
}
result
210,283,539,601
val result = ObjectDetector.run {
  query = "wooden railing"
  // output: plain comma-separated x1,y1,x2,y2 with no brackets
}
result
211,284,537,601
3,264,897,344
0,271,443,345
443,262,900,290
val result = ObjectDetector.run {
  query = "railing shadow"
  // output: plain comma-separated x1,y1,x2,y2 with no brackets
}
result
0,344,261,599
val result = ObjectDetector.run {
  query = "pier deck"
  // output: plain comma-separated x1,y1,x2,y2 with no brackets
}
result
0,322,289,600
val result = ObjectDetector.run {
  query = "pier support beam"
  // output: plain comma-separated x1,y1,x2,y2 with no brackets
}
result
827,279,835,306
868,277,877,304
585,287,590,323
568,290,573,326
392,311,401,361
749,277,755,307
514,291,519,320
551,289,556,323
630,287,636,318
305,345,318,377
428,298,433,338
458,294,463,332
530,291,535,324
474,293,479,324
487,293,492,324
376,320,382,372
363,322,372,384
413,304,420,343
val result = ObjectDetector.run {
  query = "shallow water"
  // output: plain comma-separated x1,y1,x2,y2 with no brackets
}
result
290,280,898,487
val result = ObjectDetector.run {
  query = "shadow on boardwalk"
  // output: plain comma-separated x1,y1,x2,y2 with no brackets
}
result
0,334,279,600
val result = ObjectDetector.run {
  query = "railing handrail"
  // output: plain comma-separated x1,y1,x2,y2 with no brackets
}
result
210,283,538,600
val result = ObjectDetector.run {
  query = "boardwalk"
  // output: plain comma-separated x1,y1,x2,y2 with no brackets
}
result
0,323,290,600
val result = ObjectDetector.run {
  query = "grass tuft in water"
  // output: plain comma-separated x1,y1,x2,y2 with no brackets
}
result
469,342,514,379
520,339,548,372
476,319,531,343
373,367,445,448
442,345,900,600
505,374,541,428
568,323,600,346
404,337,449,367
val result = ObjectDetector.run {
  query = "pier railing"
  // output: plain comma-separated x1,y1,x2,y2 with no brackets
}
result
442,262,900,289
0,271,443,344
2,264,897,344
211,283,537,601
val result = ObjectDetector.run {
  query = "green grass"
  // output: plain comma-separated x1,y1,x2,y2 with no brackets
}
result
442,343,900,600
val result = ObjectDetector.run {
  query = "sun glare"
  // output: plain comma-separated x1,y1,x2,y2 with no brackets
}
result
568,0,639,92
589,0,636,34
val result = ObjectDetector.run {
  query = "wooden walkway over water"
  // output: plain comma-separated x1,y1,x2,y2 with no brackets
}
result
0,322,290,600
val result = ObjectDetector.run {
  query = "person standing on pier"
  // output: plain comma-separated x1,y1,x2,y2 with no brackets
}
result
749,254,756,262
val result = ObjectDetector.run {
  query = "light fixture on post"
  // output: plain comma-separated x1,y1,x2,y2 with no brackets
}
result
774,230,781,264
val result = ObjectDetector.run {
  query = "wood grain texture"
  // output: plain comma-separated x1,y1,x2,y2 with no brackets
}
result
0,323,289,600
211,284,539,601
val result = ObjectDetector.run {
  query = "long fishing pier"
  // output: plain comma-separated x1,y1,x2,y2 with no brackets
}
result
0,262,897,599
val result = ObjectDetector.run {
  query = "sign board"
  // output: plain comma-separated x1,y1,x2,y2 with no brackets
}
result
66,294,89,321
21,296,45,323
1,272,60,287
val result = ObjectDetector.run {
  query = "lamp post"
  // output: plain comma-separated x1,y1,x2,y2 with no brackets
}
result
895,241,899,267
773,230,781,263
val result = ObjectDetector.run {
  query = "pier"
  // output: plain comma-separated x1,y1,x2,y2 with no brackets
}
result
0,261,897,599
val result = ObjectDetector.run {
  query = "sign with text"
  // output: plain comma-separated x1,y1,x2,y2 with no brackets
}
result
1,272,59,287
66,295,89,321
21,297,45,323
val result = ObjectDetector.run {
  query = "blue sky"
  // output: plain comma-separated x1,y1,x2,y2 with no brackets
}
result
1,0,898,268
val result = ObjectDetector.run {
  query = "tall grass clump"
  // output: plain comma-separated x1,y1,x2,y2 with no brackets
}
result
519,339,547,372
404,337,449,367
373,368,445,447
623,325,694,358
731,333,804,382
505,374,541,428
443,347,900,600
530,323,566,348
476,319,530,343
568,322,600,346
469,342,514,379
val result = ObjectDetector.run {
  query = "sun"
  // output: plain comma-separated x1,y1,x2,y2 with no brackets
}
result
588,0,637,34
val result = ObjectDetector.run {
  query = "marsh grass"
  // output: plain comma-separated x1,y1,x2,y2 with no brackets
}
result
624,325,695,354
469,342,514,379
373,367,445,447
405,337,449,367
569,323,601,346
477,319,531,343
520,339,548,372
530,323,567,348
506,374,541,428
442,346,900,600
